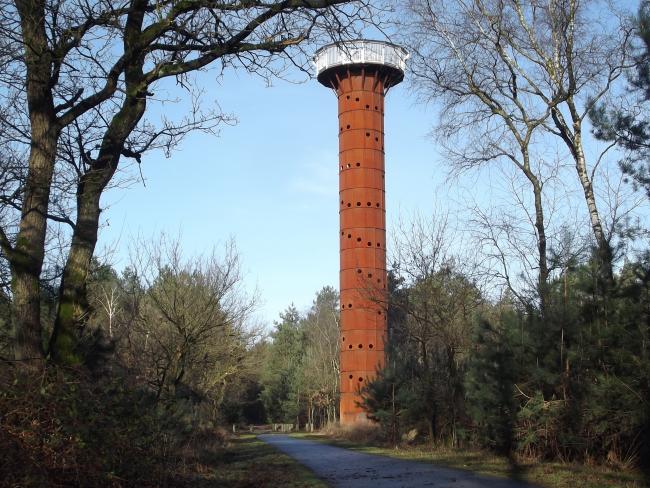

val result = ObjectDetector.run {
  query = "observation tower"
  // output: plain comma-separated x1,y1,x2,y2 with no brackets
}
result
314,40,408,425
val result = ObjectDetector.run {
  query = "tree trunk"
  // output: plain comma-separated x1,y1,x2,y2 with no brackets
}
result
51,10,147,360
51,103,146,360
523,163,549,316
50,171,105,362
554,102,614,286
11,0,59,365
533,189,549,303
573,133,614,285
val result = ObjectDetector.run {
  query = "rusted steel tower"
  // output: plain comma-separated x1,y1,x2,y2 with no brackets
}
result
314,40,407,425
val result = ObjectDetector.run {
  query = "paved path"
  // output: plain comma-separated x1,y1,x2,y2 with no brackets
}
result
258,435,537,488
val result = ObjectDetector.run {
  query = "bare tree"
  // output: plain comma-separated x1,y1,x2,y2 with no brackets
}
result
401,0,634,289
388,213,483,444
402,0,558,313
391,212,456,283
0,0,375,365
121,234,258,405
94,284,120,338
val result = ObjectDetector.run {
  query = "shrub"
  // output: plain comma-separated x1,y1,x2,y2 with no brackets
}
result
0,365,187,487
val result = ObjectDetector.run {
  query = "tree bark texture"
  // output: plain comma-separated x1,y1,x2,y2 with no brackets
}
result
51,101,146,361
573,131,614,284
11,0,59,364
552,105,614,285
522,161,549,315
50,6,148,361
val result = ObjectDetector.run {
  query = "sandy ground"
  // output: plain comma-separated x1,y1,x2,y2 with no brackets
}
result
258,434,538,488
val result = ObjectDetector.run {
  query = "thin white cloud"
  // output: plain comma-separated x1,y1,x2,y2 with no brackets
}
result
289,156,337,196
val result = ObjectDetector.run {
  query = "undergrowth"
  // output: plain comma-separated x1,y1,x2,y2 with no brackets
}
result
0,364,228,487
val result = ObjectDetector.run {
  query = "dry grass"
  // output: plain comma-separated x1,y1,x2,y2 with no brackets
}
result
319,422,384,444
194,434,327,487
293,431,648,488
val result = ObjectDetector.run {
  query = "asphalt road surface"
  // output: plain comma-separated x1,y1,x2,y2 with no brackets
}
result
258,434,538,488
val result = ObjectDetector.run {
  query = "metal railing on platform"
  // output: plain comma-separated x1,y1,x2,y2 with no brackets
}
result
313,40,409,76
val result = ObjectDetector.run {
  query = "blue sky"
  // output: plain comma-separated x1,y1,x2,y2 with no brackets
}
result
97,26,649,328
100,61,448,326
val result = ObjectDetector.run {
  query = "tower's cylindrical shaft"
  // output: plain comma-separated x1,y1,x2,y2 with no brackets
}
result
337,71,388,425
314,39,406,425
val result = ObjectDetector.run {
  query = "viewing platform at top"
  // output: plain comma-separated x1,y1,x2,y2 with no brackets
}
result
314,40,409,89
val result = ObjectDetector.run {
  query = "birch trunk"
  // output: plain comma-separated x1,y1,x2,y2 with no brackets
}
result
573,129,614,283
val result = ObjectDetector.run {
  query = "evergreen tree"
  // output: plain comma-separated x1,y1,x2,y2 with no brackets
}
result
362,264,482,445
581,257,650,470
260,305,305,424
590,1,650,198
465,319,516,455
359,363,409,445
299,287,340,427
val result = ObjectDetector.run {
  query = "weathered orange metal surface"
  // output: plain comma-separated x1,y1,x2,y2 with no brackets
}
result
318,66,402,425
